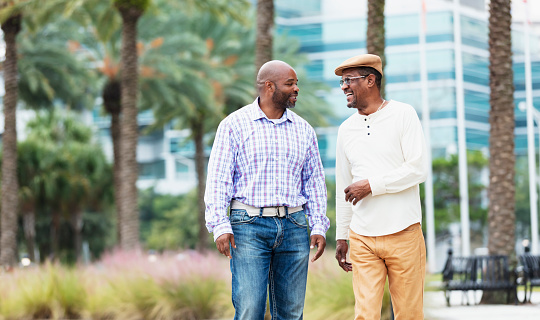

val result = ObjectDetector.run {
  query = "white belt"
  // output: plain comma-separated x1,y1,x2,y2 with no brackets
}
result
230,200,303,217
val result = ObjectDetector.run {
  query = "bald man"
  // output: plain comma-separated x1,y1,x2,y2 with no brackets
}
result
205,60,329,319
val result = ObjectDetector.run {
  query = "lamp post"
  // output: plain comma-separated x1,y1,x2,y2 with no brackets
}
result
519,101,540,255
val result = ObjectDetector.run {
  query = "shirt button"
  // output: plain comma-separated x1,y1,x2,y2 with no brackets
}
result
367,126,370,128
364,119,367,121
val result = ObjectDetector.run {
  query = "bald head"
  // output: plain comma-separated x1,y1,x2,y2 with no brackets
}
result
256,60,295,93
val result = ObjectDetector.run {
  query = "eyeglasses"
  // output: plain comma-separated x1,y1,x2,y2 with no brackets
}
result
339,76,367,87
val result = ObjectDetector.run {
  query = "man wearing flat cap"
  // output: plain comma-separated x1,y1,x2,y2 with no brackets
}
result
333,53,428,320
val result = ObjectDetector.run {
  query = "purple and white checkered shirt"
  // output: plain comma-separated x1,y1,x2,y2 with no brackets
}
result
204,98,329,241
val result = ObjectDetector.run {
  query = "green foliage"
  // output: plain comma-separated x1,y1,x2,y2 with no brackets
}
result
325,179,337,247
140,189,213,250
15,110,115,263
422,150,488,234
18,18,98,110
514,155,540,240
0,252,410,319
155,277,231,319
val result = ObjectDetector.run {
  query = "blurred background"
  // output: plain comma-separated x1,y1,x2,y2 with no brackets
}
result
0,0,539,318
0,0,538,272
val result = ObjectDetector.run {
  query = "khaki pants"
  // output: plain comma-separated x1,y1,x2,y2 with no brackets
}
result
349,223,426,320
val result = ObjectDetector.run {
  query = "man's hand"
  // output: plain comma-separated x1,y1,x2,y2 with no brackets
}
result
310,235,326,262
335,239,352,272
216,233,236,259
344,179,371,205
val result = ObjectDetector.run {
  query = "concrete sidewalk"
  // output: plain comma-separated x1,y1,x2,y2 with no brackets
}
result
425,290,540,320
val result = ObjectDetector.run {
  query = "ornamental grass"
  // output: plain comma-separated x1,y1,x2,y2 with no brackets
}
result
0,250,390,319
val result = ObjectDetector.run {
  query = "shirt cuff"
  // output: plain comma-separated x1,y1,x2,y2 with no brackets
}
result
213,222,233,242
335,228,349,240
368,176,386,196
310,224,327,239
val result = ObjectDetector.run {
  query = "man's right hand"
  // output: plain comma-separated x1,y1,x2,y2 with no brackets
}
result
216,233,236,259
335,239,352,272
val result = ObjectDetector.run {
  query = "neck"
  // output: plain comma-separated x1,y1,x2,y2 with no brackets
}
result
358,97,386,116
259,97,285,119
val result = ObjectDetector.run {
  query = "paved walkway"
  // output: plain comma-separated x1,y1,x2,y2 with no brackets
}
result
425,290,540,320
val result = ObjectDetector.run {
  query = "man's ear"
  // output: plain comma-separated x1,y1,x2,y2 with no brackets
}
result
266,80,274,91
367,74,375,88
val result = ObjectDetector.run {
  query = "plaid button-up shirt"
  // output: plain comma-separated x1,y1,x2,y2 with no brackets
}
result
204,98,329,241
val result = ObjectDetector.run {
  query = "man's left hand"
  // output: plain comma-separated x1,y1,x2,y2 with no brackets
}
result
344,179,372,205
310,235,326,262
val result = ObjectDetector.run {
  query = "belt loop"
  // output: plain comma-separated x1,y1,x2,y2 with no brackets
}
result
285,206,289,218
259,207,264,218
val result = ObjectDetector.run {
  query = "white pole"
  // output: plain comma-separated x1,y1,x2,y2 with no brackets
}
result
419,0,437,272
523,0,539,255
453,0,470,256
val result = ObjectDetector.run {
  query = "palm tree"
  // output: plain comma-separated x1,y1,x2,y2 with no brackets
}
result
0,6,22,267
481,0,515,304
112,0,251,249
255,0,274,75
17,139,45,262
0,0,96,266
24,111,112,261
142,9,254,250
366,0,386,96
113,0,150,250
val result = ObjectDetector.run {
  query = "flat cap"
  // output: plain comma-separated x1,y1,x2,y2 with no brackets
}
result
334,54,383,76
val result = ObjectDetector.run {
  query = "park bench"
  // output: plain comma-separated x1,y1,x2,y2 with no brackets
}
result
441,250,517,306
517,254,540,303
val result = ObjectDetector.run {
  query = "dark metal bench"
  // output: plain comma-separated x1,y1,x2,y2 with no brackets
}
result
518,254,540,303
442,250,517,306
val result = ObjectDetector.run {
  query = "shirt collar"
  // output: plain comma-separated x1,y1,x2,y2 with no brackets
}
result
250,97,294,123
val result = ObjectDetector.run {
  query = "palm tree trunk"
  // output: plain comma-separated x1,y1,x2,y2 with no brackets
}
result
481,0,515,304
117,6,142,250
0,15,22,267
50,211,60,261
23,211,36,262
70,210,83,262
193,121,208,250
103,79,122,243
367,0,386,96
255,0,274,75
111,111,122,243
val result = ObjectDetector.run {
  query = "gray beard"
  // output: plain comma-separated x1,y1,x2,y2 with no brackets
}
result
347,96,356,109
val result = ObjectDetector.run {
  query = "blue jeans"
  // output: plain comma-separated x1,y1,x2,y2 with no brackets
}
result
230,208,310,320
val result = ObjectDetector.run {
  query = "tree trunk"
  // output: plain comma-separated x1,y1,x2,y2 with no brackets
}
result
70,211,83,262
23,211,36,262
193,121,208,250
0,15,22,268
366,0,386,97
103,79,122,244
255,0,274,76
117,6,142,250
50,211,60,261
481,0,515,304
111,111,122,243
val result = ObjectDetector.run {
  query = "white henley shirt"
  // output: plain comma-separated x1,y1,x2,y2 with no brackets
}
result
335,100,429,239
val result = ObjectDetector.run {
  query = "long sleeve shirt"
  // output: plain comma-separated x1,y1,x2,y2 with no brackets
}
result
335,100,428,239
205,98,329,241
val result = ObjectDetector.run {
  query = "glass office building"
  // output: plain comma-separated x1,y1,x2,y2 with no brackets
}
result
275,0,540,176
88,0,540,194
